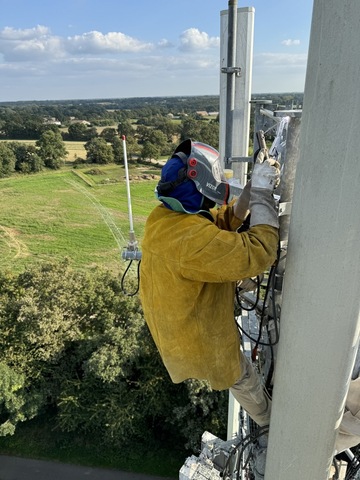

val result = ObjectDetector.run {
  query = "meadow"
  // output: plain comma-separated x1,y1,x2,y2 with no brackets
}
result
0,162,161,273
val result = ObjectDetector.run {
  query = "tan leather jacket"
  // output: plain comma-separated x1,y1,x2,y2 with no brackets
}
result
140,203,278,390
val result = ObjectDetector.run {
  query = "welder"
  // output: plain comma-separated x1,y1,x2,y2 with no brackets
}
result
139,139,280,427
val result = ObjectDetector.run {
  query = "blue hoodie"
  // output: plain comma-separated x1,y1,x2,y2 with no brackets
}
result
157,157,204,214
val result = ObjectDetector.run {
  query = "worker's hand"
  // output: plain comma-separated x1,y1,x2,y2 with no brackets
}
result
251,149,280,191
233,180,251,219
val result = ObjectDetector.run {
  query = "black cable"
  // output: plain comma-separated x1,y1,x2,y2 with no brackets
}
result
120,259,141,296
221,426,269,480
235,265,280,348
235,275,261,312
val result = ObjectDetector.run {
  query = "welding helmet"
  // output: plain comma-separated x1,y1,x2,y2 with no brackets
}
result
156,139,230,207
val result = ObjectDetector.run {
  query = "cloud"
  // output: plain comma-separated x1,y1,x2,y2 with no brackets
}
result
255,52,307,67
66,31,153,54
281,39,301,46
179,28,220,52
157,38,173,49
0,25,154,62
0,25,50,40
0,25,63,61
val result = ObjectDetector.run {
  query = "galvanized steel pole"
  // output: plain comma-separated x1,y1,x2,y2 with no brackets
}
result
224,0,237,168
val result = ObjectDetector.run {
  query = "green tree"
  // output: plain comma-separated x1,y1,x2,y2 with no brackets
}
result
141,141,161,161
0,143,16,177
67,123,97,141
117,119,134,138
85,137,114,164
0,261,227,448
8,142,44,173
0,363,27,436
36,130,67,169
100,127,117,143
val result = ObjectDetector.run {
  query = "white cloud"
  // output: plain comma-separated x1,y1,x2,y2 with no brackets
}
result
0,25,50,40
282,39,301,46
0,25,63,61
0,25,154,62
66,31,153,54
179,28,219,52
157,38,173,49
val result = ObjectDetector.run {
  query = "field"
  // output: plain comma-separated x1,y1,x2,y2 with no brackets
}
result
0,163,161,273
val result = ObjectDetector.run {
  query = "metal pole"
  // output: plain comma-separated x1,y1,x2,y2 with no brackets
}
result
219,6,255,440
224,0,237,168
220,7,254,185
121,135,141,260
265,0,360,478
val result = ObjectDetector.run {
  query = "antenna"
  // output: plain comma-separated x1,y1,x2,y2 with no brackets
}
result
121,135,142,261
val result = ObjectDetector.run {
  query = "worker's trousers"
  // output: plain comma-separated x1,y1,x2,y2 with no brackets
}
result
230,353,271,427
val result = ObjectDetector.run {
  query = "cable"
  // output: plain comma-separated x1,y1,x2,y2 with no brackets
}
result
235,275,261,312
222,425,269,479
235,264,280,348
120,259,141,296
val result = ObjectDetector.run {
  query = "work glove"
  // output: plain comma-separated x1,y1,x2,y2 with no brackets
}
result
251,149,280,191
233,180,251,220
249,149,280,228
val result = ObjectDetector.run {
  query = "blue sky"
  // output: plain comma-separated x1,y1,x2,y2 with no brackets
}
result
0,0,314,102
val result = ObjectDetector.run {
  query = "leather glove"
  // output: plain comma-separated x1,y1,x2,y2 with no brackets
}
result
251,149,280,191
233,180,251,220
249,188,279,228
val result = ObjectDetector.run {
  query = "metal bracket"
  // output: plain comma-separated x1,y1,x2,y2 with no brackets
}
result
229,155,252,163
278,201,292,217
221,66,242,77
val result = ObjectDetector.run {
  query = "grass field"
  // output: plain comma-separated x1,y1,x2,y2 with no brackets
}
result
0,163,161,273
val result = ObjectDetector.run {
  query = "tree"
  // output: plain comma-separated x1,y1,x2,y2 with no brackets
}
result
0,143,16,177
100,127,117,143
141,141,161,162
8,142,44,173
85,137,114,164
111,135,122,164
67,123,97,141
0,261,227,448
117,119,134,138
36,130,67,169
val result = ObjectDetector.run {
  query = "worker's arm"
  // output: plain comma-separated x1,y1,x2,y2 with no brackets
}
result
180,151,280,282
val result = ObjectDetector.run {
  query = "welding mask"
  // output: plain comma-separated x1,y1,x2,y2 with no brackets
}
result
157,139,230,206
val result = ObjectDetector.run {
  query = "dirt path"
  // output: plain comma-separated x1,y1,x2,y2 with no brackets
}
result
0,226,29,259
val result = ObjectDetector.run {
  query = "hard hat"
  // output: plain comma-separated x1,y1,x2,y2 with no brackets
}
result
157,139,230,206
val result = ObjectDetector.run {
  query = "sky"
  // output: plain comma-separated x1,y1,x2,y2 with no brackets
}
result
0,0,314,102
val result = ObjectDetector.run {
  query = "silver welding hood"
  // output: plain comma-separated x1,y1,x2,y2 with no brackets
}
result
172,139,230,205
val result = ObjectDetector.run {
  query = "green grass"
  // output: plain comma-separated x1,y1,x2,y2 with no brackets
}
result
0,164,160,273
0,415,186,477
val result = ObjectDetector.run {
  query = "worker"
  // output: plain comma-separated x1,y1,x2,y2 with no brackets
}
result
139,139,280,427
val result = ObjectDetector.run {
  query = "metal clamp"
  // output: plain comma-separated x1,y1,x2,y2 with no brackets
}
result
278,201,292,217
221,66,242,77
